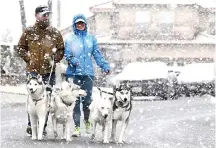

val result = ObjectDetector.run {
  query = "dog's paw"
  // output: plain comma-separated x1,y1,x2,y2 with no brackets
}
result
117,140,125,145
31,136,37,140
37,137,43,141
54,132,58,138
66,138,72,142
110,138,116,143
103,140,109,144
90,134,95,140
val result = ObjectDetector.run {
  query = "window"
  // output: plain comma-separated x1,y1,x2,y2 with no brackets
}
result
156,11,175,24
135,11,151,23
155,11,175,34
135,11,151,36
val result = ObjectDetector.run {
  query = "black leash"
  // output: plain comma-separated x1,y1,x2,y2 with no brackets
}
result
69,64,114,96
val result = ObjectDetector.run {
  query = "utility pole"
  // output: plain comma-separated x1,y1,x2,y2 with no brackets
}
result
19,0,27,31
57,0,61,29
48,0,53,25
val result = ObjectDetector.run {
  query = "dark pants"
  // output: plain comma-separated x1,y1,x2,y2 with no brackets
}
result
27,72,56,130
66,75,94,127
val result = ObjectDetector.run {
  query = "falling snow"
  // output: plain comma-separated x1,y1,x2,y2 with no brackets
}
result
1,0,216,147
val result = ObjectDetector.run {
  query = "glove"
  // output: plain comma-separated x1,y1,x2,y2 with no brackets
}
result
69,58,80,67
104,68,111,75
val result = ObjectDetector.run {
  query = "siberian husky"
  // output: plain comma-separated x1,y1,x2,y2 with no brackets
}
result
26,74,49,140
89,91,113,143
110,82,132,144
50,79,87,141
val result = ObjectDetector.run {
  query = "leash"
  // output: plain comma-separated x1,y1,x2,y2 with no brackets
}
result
47,54,55,88
77,66,114,96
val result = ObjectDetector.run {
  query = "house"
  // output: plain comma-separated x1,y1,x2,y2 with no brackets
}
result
86,0,216,69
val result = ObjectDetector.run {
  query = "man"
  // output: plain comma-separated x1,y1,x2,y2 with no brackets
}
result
64,14,111,137
16,5,64,136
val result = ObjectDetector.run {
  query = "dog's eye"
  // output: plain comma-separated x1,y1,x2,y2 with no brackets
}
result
35,83,37,86
120,91,124,94
101,107,104,109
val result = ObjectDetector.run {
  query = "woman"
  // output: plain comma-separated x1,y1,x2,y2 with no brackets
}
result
64,14,110,137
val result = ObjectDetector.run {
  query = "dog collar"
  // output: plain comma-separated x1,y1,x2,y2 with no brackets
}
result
61,98,73,107
32,98,42,105
114,100,131,111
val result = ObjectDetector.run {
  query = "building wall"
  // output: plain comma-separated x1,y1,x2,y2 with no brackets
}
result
94,13,112,36
99,43,215,65
116,4,200,40
90,4,209,40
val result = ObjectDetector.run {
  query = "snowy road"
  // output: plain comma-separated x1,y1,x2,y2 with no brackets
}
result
0,93,215,148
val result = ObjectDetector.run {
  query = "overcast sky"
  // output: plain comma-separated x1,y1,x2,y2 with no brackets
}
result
0,0,107,42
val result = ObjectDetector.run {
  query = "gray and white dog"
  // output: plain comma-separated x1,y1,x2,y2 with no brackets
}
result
26,74,49,140
50,79,87,141
110,82,132,144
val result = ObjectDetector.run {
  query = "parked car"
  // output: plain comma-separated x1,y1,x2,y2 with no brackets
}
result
177,63,215,97
111,62,178,100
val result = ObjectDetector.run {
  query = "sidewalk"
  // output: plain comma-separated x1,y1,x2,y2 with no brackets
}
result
0,84,113,105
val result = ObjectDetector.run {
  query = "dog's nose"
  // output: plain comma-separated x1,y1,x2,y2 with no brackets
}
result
124,98,127,102
30,88,33,92
104,114,108,119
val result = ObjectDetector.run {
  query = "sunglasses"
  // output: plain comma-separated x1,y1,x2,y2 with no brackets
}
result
37,13,50,17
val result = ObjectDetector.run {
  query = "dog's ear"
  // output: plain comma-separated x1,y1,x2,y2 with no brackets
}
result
68,78,74,84
108,96,113,102
115,81,121,89
27,74,32,82
37,75,43,83
126,82,131,89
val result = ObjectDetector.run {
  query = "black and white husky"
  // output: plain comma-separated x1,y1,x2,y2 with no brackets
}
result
26,75,49,140
110,82,132,144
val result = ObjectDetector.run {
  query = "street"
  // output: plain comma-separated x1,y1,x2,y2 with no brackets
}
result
0,92,215,148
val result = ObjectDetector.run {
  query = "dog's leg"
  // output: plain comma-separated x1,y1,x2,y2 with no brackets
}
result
118,120,128,144
91,121,96,140
103,122,109,143
63,124,66,139
30,114,37,140
110,119,117,142
65,120,72,142
38,115,46,140
52,117,58,138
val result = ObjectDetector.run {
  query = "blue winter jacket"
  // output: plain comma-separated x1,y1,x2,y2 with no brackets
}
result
64,14,110,76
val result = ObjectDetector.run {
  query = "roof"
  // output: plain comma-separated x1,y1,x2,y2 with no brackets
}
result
89,1,116,12
196,0,216,8
113,0,196,5
97,34,216,44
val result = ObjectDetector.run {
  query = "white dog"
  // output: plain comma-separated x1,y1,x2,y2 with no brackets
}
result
89,91,113,143
26,75,49,140
50,79,87,141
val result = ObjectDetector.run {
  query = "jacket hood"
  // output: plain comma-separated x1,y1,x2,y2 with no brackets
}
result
72,14,88,36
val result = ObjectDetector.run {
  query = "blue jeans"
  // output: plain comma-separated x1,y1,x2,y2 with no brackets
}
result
27,72,56,130
66,75,94,127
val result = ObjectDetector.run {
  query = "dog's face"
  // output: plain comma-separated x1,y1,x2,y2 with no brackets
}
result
115,83,131,107
57,80,87,105
26,75,44,95
97,96,113,119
